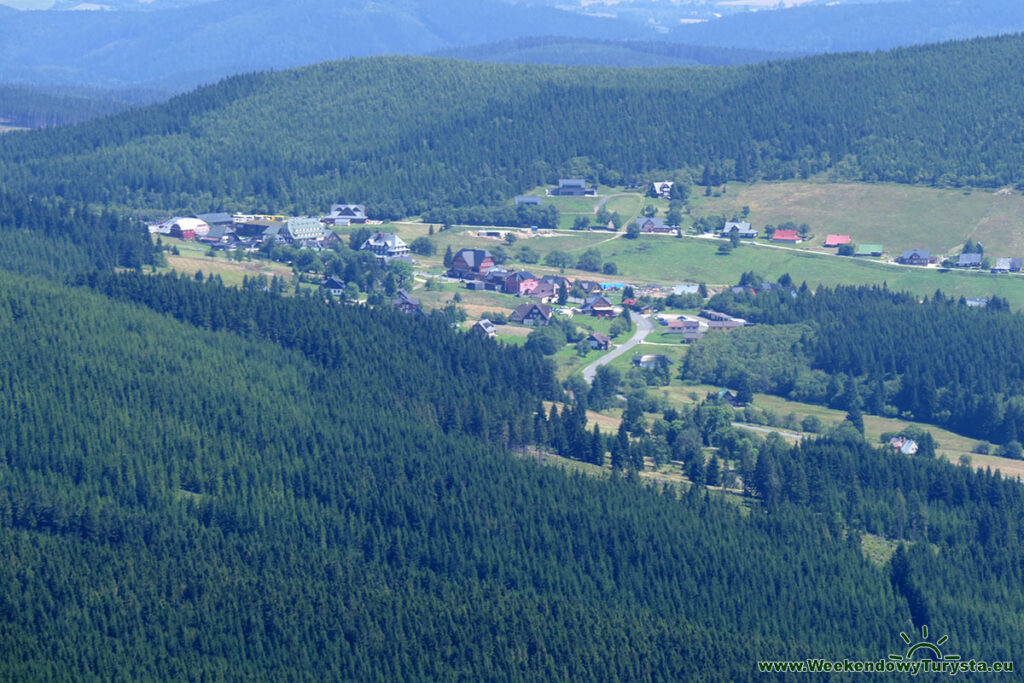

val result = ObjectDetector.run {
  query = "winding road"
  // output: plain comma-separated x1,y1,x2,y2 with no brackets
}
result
582,314,653,384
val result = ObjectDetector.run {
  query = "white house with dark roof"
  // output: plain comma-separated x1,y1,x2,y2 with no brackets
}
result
360,232,409,262
721,221,757,238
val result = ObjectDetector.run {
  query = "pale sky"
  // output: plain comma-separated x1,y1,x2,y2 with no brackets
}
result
0,1,56,8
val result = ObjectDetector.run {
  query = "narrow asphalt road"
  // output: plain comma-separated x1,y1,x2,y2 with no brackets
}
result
582,314,653,384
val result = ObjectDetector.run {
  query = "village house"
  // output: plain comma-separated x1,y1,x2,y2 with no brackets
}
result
447,249,495,280
651,181,674,199
824,234,851,247
360,232,410,262
898,249,931,266
196,212,235,228
551,178,595,196
472,319,498,338
956,252,983,268
514,195,542,205
284,217,327,244
197,224,240,248
991,257,1022,273
580,294,614,317
889,436,918,455
392,290,422,315
633,354,674,369
665,316,707,342
320,276,346,297
772,229,800,244
720,221,758,239
587,333,612,351
510,302,553,326
168,217,210,240
855,244,884,257
634,216,675,234
323,204,367,225
576,280,603,296
528,281,557,303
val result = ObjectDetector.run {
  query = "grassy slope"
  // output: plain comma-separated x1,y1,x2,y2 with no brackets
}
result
695,179,1024,255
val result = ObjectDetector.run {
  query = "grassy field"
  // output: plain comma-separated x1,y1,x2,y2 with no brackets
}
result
692,179,1024,255
660,383,1024,480
159,237,295,287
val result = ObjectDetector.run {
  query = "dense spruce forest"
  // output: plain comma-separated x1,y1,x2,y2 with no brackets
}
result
4,33,1024,679
3,34,1024,217
685,279,1024,445
0,85,139,130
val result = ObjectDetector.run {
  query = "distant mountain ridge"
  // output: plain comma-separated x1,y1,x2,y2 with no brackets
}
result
0,0,646,89
4,33,1024,216
431,36,801,68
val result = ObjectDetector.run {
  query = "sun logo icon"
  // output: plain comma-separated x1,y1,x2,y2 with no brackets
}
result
889,626,961,663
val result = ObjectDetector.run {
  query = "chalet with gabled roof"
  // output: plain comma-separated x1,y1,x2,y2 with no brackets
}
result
361,232,410,262
581,295,614,317
392,290,422,315
447,249,495,280
898,249,931,266
651,181,674,199
956,252,983,268
325,204,367,225
510,302,553,326
824,234,851,247
772,229,800,243
472,319,498,338
635,216,674,234
721,221,757,238
587,333,612,351
321,276,346,297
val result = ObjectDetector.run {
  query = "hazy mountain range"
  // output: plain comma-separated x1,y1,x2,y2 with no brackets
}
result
0,0,1022,91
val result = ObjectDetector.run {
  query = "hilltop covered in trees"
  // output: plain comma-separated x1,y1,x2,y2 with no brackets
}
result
3,34,1024,217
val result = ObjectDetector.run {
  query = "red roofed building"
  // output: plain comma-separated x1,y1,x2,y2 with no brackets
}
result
824,234,851,247
772,229,800,243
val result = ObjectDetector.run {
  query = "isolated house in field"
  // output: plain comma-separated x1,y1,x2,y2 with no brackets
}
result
966,298,989,308
855,244,884,257
472,319,498,338
326,204,367,224
320,276,346,297
360,232,410,262
635,216,674,234
956,252,983,268
509,302,553,326
824,234,851,247
392,290,422,315
632,354,674,369
514,195,542,205
587,333,612,350
772,229,800,243
898,249,931,266
447,249,495,279
651,181,674,199
551,178,595,196
720,221,757,238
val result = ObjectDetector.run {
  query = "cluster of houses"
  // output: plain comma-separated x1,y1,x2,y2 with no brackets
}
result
893,248,1022,272
657,309,750,343
148,204,371,251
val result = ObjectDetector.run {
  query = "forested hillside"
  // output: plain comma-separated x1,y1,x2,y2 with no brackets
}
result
3,33,1024,218
0,84,140,129
686,281,1024,445
5,32,1024,678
